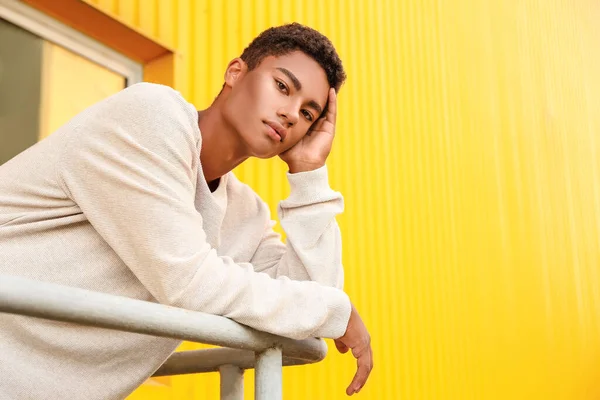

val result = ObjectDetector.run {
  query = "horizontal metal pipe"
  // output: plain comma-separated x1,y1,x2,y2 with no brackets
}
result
0,274,328,359
152,347,323,376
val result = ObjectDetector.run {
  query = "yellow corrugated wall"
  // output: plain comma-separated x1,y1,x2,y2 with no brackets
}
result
82,0,600,398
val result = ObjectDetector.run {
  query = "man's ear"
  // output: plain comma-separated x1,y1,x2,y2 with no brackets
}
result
224,58,247,88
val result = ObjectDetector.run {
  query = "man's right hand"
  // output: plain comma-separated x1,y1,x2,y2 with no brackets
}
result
334,303,374,396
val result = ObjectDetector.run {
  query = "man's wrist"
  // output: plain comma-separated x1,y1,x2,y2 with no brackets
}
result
281,164,342,209
287,161,325,174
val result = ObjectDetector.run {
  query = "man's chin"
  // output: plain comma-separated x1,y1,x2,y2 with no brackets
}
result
252,150,278,160
248,137,278,159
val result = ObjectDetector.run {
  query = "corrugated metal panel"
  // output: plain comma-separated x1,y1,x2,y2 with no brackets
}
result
86,0,600,399
84,0,177,50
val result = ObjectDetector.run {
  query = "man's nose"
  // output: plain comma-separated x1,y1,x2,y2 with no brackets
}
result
277,104,299,127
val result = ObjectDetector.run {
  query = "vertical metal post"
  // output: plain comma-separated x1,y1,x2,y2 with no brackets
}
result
255,347,282,400
219,364,244,400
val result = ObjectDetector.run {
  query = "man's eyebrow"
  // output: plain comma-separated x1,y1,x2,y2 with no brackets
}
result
276,67,302,91
307,100,323,116
276,67,324,115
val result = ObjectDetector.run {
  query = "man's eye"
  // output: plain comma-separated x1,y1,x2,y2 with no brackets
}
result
302,110,313,122
276,80,288,94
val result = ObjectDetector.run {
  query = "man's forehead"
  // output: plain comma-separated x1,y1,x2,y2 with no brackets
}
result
265,53,329,104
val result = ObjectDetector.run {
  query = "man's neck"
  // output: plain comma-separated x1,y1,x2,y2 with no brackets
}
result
197,105,248,184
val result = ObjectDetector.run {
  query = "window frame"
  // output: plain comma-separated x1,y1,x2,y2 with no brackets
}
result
0,0,142,85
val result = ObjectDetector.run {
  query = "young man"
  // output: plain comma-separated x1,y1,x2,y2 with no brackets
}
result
0,23,373,398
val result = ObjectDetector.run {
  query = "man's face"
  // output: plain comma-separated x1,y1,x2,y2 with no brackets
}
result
222,51,330,158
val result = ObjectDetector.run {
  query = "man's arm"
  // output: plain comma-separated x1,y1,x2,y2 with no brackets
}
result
248,165,344,289
55,83,350,341
250,87,345,288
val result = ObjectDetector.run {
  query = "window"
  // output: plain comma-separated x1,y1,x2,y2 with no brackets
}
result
0,0,142,164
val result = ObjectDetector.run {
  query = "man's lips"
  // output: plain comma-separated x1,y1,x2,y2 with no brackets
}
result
264,121,287,142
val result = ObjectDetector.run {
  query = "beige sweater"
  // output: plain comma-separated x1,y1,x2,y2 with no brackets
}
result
0,83,351,399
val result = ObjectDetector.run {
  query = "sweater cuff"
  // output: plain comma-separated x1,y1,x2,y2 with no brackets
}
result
311,287,352,339
285,165,336,205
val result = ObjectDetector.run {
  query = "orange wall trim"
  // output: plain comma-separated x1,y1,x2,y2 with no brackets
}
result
20,0,172,63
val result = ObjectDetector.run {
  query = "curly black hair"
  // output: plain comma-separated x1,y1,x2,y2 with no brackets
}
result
240,23,347,92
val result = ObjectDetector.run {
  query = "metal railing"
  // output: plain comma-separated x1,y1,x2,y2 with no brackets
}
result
0,274,328,400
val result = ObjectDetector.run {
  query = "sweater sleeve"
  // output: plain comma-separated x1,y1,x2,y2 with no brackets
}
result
249,166,346,290
56,83,350,340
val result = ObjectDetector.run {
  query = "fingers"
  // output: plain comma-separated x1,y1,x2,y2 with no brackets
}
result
308,88,336,137
346,347,373,396
326,88,337,125
306,117,326,136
